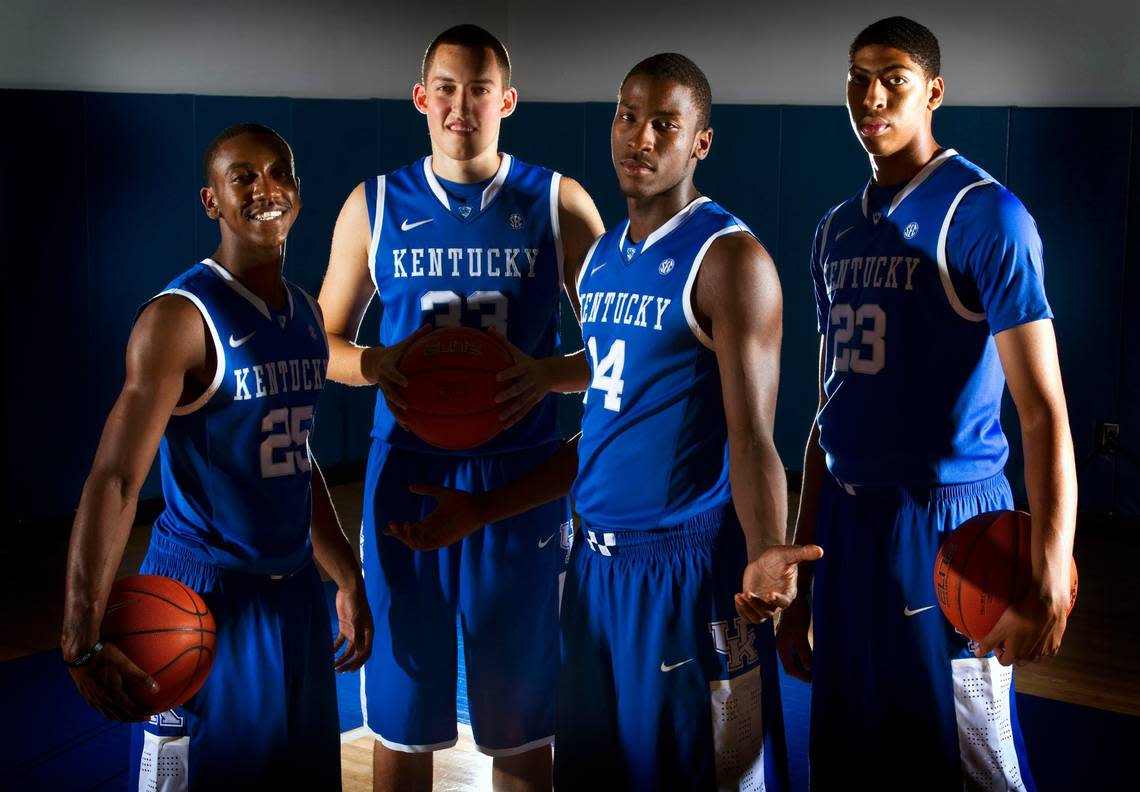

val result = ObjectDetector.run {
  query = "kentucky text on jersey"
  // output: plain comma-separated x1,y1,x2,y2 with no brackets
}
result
390,247,540,279
578,291,672,330
233,358,327,400
822,255,922,294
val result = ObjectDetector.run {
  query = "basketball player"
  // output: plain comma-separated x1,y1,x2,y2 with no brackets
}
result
766,17,1077,791
401,52,821,791
316,24,603,792
61,125,372,789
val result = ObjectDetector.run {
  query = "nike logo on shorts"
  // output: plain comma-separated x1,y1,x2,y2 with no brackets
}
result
903,605,937,617
538,532,557,549
229,331,256,348
400,218,433,231
660,658,694,672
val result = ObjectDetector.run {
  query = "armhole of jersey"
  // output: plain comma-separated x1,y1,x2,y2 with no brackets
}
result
367,175,386,292
159,288,225,417
682,225,746,350
937,178,992,322
575,235,604,302
818,205,839,264
550,171,566,292
297,287,330,356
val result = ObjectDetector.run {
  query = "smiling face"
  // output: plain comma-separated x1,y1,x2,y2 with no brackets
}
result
413,43,516,165
846,44,943,160
611,74,711,202
201,132,299,251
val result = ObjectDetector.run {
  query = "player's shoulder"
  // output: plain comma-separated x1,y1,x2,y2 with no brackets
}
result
946,157,1038,241
284,280,325,326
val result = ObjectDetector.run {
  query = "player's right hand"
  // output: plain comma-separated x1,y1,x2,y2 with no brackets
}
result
68,641,159,722
361,324,432,426
774,594,814,683
385,483,488,552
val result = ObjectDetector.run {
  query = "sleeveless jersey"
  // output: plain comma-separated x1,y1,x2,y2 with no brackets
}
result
811,149,1052,487
366,154,564,455
573,197,750,530
147,259,329,576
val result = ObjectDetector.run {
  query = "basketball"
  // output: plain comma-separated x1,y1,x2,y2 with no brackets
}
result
398,326,514,450
101,575,217,713
933,510,1078,643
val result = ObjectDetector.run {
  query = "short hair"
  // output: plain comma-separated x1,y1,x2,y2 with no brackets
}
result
203,123,293,184
850,17,941,79
422,24,511,88
621,53,712,130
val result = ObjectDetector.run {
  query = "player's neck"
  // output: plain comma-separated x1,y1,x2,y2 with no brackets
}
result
625,181,702,243
869,135,943,187
430,147,502,184
211,241,288,310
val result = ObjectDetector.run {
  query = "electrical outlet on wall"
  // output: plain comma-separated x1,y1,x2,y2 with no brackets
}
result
1096,422,1120,455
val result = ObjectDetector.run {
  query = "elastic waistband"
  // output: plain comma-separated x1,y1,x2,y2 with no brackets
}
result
143,531,312,593
580,503,731,560
831,471,1008,504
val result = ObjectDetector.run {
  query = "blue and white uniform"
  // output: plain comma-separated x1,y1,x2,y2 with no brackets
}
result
808,150,1050,791
129,259,338,790
359,154,571,755
560,197,789,791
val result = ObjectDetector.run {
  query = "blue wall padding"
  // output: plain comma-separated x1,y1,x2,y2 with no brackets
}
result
1,89,1135,519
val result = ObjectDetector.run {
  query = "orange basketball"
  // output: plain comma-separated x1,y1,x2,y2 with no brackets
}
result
101,574,217,714
933,510,1077,642
398,326,514,450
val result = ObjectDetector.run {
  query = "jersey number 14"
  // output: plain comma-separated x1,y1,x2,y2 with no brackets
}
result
585,336,626,411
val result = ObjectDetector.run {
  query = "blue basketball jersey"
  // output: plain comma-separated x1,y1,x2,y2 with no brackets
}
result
145,259,328,585
811,150,1052,487
573,197,750,530
366,154,565,455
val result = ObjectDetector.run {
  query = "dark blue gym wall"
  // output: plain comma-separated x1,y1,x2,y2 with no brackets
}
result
2,89,1136,520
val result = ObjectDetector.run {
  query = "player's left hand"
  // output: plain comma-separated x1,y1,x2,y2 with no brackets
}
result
332,582,373,673
735,544,824,624
385,483,488,552
490,328,556,429
975,575,1070,666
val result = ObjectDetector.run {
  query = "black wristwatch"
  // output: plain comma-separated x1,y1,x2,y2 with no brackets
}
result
65,640,106,667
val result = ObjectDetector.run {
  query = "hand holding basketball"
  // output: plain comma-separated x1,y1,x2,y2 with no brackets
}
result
491,328,557,429
68,641,160,722
975,569,1073,666
735,544,824,624
362,324,432,422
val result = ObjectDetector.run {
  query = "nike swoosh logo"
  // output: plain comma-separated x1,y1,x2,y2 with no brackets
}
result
903,605,937,617
590,262,607,276
538,532,557,549
400,218,433,231
835,226,855,241
660,658,694,672
229,331,256,348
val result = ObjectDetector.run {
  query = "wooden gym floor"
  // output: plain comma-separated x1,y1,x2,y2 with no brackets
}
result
4,482,1138,790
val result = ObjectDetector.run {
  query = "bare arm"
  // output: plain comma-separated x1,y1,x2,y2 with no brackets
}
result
495,177,604,425
309,455,372,672
979,318,1077,664
693,233,822,623
62,296,209,719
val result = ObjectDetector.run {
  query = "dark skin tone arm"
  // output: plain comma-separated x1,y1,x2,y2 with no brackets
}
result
61,296,210,721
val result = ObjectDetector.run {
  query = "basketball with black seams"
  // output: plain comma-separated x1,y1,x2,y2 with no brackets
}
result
398,326,513,450
101,574,217,713
933,509,1078,643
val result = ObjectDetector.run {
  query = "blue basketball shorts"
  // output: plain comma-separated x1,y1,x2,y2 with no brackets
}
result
128,557,340,791
809,472,1035,791
360,439,570,756
556,504,790,792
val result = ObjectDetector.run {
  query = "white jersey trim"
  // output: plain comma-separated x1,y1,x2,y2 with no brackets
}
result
861,148,958,219
203,258,272,321
367,175,386,292
575,235,605,301
618,195,712,257
550,171,565,292
682,225,747,350
421,153,513,213
937,178,993,322
161,288,225,417
297,287,330,356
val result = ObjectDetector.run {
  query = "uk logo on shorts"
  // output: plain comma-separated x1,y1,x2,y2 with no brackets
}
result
709,617,759,672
